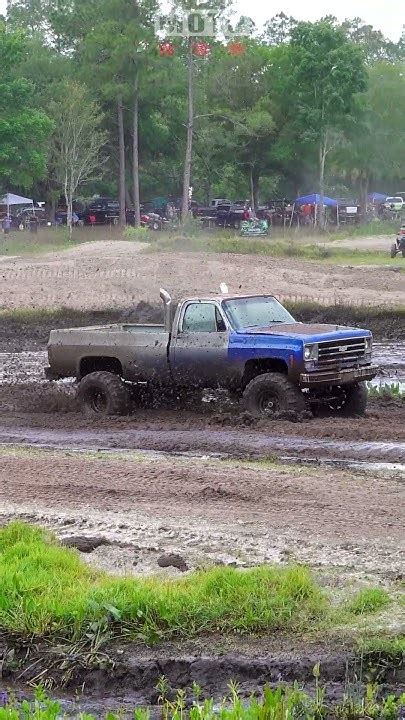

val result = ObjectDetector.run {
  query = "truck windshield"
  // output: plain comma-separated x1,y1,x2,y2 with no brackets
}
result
222,297,296,330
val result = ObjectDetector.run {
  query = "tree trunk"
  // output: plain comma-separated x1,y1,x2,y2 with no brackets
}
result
117,96,126,227
359,171,369,216
132,70,141,227
318,133,327,228
64,176,72,238
181,39,193,225
249,167,260,213
249,167,255,212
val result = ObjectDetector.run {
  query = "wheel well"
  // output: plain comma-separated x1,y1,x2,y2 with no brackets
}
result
79,356,123,379
242,358,288,389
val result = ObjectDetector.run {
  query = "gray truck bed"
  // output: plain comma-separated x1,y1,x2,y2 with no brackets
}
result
48,323,170,381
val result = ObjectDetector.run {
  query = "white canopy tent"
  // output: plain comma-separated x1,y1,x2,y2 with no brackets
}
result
0,193,34,215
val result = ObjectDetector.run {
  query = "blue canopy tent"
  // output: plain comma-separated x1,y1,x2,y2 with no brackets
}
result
368,192,388,204
292,193,338,226
295,193,338,207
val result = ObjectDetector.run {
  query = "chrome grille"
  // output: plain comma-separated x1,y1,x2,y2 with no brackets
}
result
317,337,366,367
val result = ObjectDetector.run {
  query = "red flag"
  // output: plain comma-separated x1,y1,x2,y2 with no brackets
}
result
159,42,175,57
227,41,245,56
192,41,210,57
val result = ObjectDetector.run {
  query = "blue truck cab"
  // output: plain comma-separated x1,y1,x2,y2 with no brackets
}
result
166,291,377,417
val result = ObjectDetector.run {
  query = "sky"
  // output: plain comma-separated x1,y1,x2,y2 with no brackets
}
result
236,0,405,41
0,0,404,41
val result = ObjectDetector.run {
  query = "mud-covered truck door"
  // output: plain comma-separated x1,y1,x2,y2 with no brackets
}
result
170,300,232,387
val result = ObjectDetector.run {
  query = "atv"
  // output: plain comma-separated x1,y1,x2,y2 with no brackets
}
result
391,226,405,258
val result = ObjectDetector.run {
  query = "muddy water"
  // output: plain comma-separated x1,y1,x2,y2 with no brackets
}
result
0,425,404,462
0,340,404,386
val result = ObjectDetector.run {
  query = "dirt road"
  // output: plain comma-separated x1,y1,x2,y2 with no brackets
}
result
0,241,403,309
0,445,403,579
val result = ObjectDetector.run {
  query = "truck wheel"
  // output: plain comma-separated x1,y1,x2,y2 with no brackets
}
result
233,220,241,230
390,244,398,258
242,372,305,418
77,371,131,416
340,382,368,417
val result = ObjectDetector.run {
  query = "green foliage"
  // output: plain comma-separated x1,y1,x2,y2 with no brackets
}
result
345,588,391,616
0,683,404,719
0,522,326,642
0,22,52,189
367,383,404,400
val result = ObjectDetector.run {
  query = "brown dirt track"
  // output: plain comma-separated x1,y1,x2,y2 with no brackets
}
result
0,239,403,580
0,240,404,309
0,445,403,579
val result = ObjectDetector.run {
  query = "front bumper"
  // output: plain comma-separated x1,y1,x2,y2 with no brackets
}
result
300,364,378,387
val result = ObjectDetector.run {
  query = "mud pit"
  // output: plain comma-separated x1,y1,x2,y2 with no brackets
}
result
0,446,403,579
0,241,404,709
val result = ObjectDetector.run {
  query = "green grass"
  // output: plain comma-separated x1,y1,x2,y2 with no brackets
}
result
0,522,401,651
0,226,127,256
344,588,391,616
1,682,404,720
145,233,403,267
0,523,327,643
368,382,404,400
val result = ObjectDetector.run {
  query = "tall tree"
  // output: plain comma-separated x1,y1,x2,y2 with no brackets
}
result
50,80,106,234
289,21,367,223
0,23,52,191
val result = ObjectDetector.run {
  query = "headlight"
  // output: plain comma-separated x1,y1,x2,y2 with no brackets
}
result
304,343,318,361
365,337,372,354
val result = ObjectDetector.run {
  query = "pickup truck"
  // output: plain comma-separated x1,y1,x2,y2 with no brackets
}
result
215,202,252,230
45,290,377,417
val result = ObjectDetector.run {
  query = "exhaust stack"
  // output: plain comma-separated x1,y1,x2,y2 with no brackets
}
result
160,288,172,332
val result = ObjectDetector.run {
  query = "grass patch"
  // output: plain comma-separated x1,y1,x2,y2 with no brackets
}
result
0,523,326,643
368,382,404,400
3,683,405,720
145,232,403,267
0,229,78,256
2,683,405,720
0,226,130,256
345,588,391,616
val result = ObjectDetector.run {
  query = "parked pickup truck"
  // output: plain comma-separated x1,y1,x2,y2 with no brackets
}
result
45,290,377,417
215,201,251,229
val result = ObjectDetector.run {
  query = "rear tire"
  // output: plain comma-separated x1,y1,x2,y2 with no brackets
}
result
242,372,305,418
391,244,398,258
77,371,131,416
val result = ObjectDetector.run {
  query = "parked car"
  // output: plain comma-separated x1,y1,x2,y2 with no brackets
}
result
81,198,120,225
45,289,377,418
384,197,404,213
391,226,405,258
12,207,51,230
215,201,252,229
193,199,232,218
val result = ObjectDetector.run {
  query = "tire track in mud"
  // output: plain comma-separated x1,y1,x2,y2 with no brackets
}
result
0,425,404,463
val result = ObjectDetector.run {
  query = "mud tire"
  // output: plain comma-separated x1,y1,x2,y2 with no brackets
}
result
390,244,398,258
77,371,131,416
340,382,368,417
242,372,305,418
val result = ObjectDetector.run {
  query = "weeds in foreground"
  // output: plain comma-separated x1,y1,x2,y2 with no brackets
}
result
368,382,404,400
0,682,404,720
